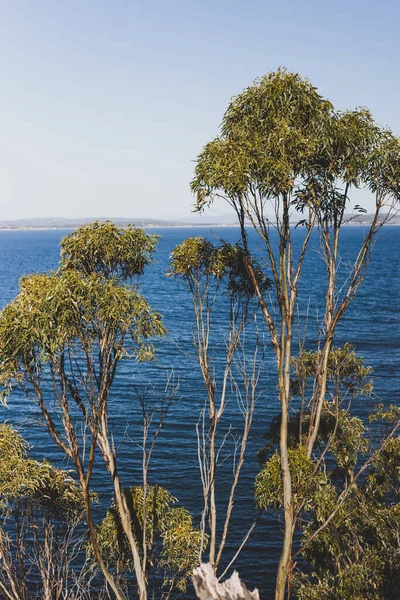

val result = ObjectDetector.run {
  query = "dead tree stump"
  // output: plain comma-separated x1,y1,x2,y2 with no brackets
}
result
193,563,260,600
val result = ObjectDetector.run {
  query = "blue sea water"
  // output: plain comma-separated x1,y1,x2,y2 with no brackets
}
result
0,226,398,598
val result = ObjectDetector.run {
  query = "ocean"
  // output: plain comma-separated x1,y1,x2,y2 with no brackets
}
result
0,226,399,598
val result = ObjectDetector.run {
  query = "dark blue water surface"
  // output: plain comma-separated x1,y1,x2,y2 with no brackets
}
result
0,226,399,598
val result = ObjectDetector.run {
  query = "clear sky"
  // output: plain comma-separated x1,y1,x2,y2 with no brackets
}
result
1,0,399,220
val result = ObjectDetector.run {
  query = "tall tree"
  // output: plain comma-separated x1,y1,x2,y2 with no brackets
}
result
191,69,400,599
169,238,268,570
0,221,165,600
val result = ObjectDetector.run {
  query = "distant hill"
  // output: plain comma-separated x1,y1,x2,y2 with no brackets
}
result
342,212,400,225
0,216,238,229
0,213,398,230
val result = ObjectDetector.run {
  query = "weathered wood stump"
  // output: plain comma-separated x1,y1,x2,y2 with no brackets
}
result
193,563,260,600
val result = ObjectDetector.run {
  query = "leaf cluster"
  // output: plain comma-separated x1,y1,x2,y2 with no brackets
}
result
259,345,372,474
169,236,270,299
191,69,400,218
285,349,400,599
0,423,83,514
0,244,165,400
192,69,334,204
95,485,203,592
60,220,158,279
291,343,373,398
255,446,330,513
295,494,400,600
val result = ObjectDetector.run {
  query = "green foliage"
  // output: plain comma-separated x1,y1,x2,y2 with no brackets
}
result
160,505,203,590
363,130,400,201
0,224,165,402
0,425,94,600
258,409,370,476
95,486,203,592
287,350,400,599
365,436,400,500
255,343,400,598
291,343,373,399
369,403,400,424
60,220,158,279
169,237,215,277
255,446,330,513
191,69,400,218
0,421,26,459
0,423,83,514
259,345,372,471
295,495,400,600
328,411,369,469
192,69,334,205
169,236,270,299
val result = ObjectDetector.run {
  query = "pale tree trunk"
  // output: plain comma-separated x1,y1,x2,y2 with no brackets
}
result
236,200,310,600
80,477,127,600
275,332,294,600
275,200,296,600
98,425,147,600
209,416,217,568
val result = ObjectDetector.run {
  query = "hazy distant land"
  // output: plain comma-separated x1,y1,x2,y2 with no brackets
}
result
0,216,237,230
0,214,399,230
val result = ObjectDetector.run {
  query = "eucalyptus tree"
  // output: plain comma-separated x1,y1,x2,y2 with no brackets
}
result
96,485,202,597
169,237,269,572
0,222,165,600
191,69,400,599
0,423,90,600
256,345,400,600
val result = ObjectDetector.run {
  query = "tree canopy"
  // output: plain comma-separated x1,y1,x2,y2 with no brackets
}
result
192,69,400,220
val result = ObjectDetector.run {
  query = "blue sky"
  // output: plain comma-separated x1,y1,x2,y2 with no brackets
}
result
1,0,399,220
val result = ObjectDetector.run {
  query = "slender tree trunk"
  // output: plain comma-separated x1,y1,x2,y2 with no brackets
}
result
306,227,335,458
275,202,295,600
306,336,333,457
81,480,127,600
209,415,217,568
98,426,146,598
98,428,148,600
275,325,295,600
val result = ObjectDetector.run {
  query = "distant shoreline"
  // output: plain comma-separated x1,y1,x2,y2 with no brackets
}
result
0,223,399,232
0,224,239,231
